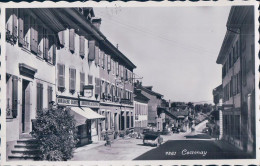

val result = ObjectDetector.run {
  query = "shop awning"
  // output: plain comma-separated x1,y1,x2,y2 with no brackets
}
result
69,107,105,126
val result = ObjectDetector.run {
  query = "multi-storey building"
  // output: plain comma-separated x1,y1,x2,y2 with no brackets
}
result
5,8,58,157
5,7,137,158
135,82,165,131
134,88,149,132
216,6,255,156
95,18,136,139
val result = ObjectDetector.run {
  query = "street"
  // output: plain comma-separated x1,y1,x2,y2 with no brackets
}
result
71,120,249,161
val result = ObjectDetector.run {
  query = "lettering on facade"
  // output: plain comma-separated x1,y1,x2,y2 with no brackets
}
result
57,97,99,107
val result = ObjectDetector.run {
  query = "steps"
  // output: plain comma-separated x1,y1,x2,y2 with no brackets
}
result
8,138,40,161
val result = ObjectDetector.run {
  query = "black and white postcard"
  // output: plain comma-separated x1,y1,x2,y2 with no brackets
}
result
0,1,259,165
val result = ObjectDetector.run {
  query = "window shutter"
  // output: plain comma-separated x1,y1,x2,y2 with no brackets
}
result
69,68,72,91
30,17,35,52
69,29,75,52
104,53,107,70
34,22,38,54
40,84,43,110
95,47,99,65
88,75,93,85
58,64,65,89
48,86,53,109
80,72,85,95
98,49,101,66
37,83,43,111
18,9,24,45
13,9,18,37
88,40,95,61
72,69,76,91
107,55,111,71
12,76,18,118
53,37,56,65
43,29,49,61
116,62,119,76
79,36,85,58
58,31,65,46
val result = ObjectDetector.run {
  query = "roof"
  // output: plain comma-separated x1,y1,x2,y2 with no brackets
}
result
213,84,223,95
216,6,253,64
134,90,150,103
171,110,189,117
140,86,163,98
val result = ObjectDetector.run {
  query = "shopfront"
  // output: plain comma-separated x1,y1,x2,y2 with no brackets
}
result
57,96,104,146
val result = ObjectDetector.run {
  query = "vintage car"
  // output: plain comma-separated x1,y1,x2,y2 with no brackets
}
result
202,127,209,133
172,127,180,133
143,132,163,147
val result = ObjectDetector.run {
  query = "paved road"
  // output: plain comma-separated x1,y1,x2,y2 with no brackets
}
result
134,140,250,160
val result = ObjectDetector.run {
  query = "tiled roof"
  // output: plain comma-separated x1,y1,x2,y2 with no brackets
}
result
140,86,163,98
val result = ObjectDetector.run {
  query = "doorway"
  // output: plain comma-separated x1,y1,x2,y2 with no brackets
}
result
22,79,30,133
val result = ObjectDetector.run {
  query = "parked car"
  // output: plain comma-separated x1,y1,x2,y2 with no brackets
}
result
172,127,180,133
143,132,163,147
142,128,150,134
202,127,209,133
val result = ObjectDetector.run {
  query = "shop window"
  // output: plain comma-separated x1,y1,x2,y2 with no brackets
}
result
69,68,76,94
57,64,65,91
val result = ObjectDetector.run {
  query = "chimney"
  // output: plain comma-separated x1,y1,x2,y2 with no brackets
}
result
92,17,102,30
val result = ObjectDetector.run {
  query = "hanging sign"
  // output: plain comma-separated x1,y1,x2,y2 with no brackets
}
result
84,85,94,98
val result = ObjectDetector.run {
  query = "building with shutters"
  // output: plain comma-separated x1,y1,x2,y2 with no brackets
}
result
134,81,165,131
92,18,136,140
216,6,256,156
133,88,149,133
5,8,57,156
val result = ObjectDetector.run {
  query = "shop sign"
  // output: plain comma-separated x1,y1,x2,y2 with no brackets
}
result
57,98,78,105
57,97,99,108
84,85,93,98
80,100,100,107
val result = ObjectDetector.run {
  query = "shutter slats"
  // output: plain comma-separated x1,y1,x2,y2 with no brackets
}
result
18,9,24,45
53,37,56,65
88,40,95,61
58,31,65,46
12,76,18,118
69,29,75,52
79,36,85,57
13,9,18,37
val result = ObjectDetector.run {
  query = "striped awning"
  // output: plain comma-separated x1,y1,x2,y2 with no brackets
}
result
69,107,105,126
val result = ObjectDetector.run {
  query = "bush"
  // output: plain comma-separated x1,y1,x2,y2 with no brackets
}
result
31,107,78,161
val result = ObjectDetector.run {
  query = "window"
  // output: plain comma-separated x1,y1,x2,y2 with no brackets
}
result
69,68,76,94
17,9,30,49
111,59,114,74
69,29,75,52
234,115,240,140
57,64,65,91
88,75,93,85
79,36,85,58
37,83,43,112
80,72,85,95
237,72,240,93
47,86,53,109
6,9,18,44
11,76,18,118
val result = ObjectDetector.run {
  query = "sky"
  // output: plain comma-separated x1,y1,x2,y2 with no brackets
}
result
94,6,231,104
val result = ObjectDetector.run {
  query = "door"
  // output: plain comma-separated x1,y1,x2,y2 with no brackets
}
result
86,120,92,142
22,79,30,133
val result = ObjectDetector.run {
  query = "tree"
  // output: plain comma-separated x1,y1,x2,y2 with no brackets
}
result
31,107,78,161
